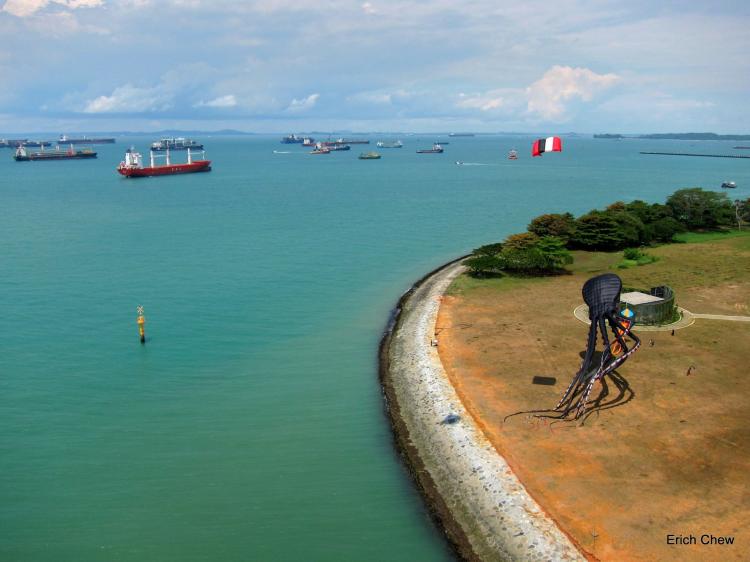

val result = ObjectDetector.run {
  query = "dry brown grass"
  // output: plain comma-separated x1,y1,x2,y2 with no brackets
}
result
438,235,750,561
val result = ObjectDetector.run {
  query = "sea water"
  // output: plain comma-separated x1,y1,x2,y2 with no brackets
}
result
1,135,747,561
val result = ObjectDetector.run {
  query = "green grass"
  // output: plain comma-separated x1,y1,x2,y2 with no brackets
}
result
673,229,750,244
447,269,548,296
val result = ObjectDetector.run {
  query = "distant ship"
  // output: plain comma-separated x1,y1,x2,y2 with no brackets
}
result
376,140,403,148
508,148,518,160
21,140,53,148
448,133,474,137
358,151,381,160
117,147,211,177
0,138,28,148
14,145,97,161
417,143,444,154
151,137,203,151
338,138,369,144
281,134,304,144
310,146,331,154
327,144,350,151
302,137,316,147
59,134,115,144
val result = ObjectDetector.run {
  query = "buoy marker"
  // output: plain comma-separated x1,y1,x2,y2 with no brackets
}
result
137,305,146,344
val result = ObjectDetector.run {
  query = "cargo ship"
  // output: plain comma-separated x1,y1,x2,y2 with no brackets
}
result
302,137,316,147
117,147,211,178
376,140,402,148
358,151,381,160
59,134,115,144
1,138,28,148
14,145,97,161
151,137,203,151
338,138,369,144
448,132,474,137
416,143,444,154
281,134,304,144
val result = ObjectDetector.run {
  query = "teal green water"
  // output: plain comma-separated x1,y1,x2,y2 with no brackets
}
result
1,136,748,561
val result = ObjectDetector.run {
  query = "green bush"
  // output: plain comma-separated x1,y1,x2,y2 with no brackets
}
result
666,188,734,230
527,213,576,241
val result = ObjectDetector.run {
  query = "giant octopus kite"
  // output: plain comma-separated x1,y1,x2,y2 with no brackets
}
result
537,273,641,421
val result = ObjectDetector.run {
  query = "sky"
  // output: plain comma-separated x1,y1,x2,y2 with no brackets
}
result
1,0,749,133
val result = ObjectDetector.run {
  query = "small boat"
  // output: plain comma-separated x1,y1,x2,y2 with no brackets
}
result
310,146,331,154
721,181,737,188
376,140,402,148
14,145,97,161
417,143,443,154
508,148,518,160
358,151,381,160
151,137,203,151
117,147,211,177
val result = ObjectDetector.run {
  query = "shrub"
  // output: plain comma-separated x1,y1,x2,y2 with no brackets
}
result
570,210,645,250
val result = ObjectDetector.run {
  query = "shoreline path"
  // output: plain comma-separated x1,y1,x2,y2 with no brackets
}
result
382,260,584,561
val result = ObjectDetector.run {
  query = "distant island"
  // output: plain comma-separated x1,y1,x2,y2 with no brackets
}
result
595,132,750,140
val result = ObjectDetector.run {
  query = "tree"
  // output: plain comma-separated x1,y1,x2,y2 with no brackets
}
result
665,188,734,230
570,210,645,250
464,254,503,277
527,213,576,241
650,217,684,242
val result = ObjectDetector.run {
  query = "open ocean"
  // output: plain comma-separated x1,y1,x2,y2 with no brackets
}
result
1,134,748,561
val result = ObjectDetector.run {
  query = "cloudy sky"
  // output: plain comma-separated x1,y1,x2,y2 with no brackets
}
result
1,0,748,133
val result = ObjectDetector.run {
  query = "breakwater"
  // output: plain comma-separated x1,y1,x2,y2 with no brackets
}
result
640,151,750,159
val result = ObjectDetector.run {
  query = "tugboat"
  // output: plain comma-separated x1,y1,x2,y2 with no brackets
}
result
721,181,737,189
150,137,203,151
416,143,444,154
117,147,211,177
376,140,403,148
508,148,518,160
14,144,97,161
358,151,381,160
310,144,331,154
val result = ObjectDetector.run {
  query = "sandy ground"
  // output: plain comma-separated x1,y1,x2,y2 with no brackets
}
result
383,261,583,561
437,237,750,561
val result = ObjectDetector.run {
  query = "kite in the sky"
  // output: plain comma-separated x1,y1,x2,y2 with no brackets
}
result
531,136,562,157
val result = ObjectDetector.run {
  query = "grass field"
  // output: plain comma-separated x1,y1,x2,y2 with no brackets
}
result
438,234,749,561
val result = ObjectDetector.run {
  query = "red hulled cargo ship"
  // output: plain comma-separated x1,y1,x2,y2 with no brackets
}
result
117,147,211,178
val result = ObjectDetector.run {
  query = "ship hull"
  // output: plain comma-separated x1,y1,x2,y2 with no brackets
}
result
151,145,203,151
118,160,212,177
60,138,116,144
15,152,97,161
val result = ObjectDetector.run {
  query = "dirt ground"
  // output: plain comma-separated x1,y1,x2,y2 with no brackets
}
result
437,235,750,561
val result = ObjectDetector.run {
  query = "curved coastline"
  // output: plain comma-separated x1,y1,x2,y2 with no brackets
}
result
379,258,584,562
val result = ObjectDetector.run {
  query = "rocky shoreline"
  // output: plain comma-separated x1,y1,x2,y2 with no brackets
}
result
379,259,584,562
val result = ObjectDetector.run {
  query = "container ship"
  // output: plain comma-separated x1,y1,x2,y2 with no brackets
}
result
150,137,203,151
117,147,211,178
14,145,97,161
59,134,115,144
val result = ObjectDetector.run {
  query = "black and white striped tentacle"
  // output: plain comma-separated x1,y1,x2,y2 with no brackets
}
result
554,321,598,411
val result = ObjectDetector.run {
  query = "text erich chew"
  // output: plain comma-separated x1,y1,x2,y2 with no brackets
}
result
667,534,735,545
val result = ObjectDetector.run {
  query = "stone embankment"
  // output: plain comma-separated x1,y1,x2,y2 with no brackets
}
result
380,260,584,561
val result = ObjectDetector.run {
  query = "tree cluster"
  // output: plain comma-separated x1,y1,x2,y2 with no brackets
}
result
465,188,737,277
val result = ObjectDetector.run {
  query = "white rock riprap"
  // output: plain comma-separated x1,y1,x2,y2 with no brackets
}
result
385,261,584,562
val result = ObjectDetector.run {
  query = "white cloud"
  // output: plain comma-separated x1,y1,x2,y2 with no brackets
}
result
456,90,508,112
525,65,620,122
2,0,102,17
286,93,319,112
347,89,413,105
361,2,376,15
195,94,237,108
83,84,171,113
